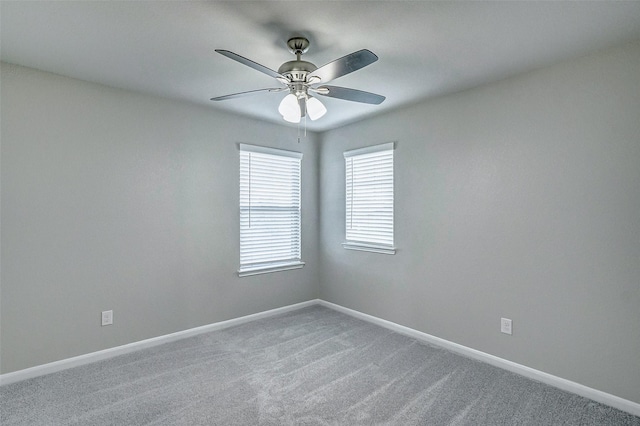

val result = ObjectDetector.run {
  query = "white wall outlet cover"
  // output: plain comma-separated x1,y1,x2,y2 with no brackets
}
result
501,317,512,335
101,310,113,326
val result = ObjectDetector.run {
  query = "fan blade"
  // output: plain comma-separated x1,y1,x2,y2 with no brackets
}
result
313,85,385,105
308,49,378,83
210,87,287,101
215,49,286,80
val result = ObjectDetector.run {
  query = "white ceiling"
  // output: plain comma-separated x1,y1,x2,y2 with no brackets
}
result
2,1,640,132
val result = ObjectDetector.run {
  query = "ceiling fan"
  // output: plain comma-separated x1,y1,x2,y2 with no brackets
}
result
210,37,385,123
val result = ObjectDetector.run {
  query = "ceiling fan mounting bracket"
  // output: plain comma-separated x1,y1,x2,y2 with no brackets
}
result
287,37,310,55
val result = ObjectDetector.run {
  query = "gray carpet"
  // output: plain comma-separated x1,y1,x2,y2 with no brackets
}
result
1,305,638,425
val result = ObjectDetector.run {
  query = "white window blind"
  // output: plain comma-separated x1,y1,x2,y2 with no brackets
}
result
239,144,304,276
344,142,396,254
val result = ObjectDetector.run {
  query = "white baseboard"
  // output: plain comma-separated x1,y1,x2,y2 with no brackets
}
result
0,299,319,386
2,298,638,418
318,300,640,417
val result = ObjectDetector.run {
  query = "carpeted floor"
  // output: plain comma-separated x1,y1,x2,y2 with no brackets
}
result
1,305,639,425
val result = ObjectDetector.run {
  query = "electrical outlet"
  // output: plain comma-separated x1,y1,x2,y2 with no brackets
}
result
101,310,113,326
501,317,512,335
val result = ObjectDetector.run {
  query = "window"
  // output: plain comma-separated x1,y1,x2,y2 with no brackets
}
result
344,142,395,254
239,144,304,276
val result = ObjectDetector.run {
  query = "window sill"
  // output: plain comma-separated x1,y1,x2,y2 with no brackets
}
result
238,261,305,277
342,242,396,255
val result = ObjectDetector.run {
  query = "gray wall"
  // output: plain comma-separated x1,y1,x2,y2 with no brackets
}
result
2,41,639,406
319,41,640,404
0,63,319,373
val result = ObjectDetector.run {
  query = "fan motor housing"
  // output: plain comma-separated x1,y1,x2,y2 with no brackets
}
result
278,60,317,82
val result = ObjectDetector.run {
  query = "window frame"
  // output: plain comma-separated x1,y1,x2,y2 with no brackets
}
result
343,142,396,255
238,143,304,277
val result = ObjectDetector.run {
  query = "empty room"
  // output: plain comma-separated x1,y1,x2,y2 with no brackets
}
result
1,1,639,424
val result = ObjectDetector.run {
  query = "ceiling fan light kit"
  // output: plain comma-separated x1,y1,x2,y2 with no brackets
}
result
279,93,301,123
306,96,327,121
211,37,385,124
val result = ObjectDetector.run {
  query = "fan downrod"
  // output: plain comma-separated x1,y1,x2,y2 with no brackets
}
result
278,37,317,82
